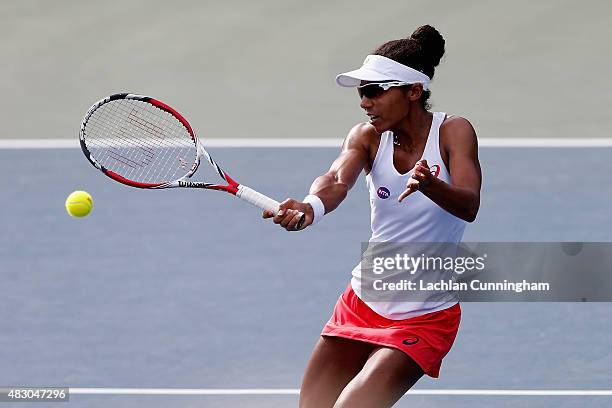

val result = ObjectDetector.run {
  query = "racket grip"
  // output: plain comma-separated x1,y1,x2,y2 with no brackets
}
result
237,185,280,211
237,185,305,229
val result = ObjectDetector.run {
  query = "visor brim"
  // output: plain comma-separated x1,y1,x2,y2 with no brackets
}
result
335,68,397,87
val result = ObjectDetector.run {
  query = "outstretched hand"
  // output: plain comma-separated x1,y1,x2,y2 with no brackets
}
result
399,159,432,202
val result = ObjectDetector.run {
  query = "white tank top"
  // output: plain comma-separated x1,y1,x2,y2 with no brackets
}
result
351,112,466,319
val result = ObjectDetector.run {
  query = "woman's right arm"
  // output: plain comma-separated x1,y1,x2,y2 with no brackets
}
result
308,123,371,213
264,123,372,231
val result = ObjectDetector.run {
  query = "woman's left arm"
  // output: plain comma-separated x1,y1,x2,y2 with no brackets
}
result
399,117,482,222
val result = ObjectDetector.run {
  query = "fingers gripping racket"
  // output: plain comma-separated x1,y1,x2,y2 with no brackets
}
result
79,93,304,228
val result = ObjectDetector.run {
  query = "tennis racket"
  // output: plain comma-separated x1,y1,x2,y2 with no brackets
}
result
79,93,304,228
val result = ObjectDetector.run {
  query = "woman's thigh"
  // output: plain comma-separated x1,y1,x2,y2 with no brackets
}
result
334,346,424,408
299,336,373,408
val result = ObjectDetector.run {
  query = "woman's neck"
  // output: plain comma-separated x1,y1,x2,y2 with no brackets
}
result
391,108,433,149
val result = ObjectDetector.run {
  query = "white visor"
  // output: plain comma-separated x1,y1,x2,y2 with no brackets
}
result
335,55,430,90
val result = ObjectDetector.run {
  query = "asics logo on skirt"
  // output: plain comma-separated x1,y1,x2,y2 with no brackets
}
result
402,336,419,345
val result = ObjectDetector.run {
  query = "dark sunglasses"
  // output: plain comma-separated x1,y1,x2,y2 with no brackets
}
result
357,81,412,99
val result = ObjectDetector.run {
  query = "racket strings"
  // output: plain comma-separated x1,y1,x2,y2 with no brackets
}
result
83,99,197,184
118,102,189,183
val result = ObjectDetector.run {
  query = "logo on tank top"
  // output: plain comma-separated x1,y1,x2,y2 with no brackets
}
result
377,186,390,199
430,164,441,178
402,336,419,346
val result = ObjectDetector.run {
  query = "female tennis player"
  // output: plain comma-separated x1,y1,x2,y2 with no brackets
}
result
264,25,481,407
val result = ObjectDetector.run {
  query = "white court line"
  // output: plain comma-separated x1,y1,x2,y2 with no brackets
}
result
2,138,612,149
68,388,612,396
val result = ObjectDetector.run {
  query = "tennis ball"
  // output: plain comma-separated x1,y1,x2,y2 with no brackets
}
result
65,190,93,217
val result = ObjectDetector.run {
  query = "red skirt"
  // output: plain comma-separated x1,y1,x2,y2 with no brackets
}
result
321,283,461,378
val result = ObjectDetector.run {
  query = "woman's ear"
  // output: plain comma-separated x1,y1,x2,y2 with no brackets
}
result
407,84,423,102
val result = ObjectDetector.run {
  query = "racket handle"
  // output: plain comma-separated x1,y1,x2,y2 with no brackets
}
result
237,185,305,229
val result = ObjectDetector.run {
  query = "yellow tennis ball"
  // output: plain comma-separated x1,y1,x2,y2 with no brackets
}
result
65,190,93,217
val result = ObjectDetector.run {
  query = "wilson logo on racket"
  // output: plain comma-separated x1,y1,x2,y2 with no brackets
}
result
79,93,305,229
178,157,189,169
178,181,207,188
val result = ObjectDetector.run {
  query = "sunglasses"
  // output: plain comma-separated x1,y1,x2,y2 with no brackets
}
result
357,81,412,99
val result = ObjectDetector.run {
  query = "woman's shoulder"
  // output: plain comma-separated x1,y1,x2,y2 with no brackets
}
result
441,114,475,133
439,114,478,149
343,122,381,173
348,121,379,139
344,122,379,150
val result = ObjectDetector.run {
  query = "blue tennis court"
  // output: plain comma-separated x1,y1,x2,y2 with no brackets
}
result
1,146,611,407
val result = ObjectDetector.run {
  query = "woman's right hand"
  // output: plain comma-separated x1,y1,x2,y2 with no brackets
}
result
262,198,314,231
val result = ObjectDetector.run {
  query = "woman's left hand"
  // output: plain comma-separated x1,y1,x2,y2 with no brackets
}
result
399,159,432,202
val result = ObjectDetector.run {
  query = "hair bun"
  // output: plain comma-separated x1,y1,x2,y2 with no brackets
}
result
409,25,445,69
